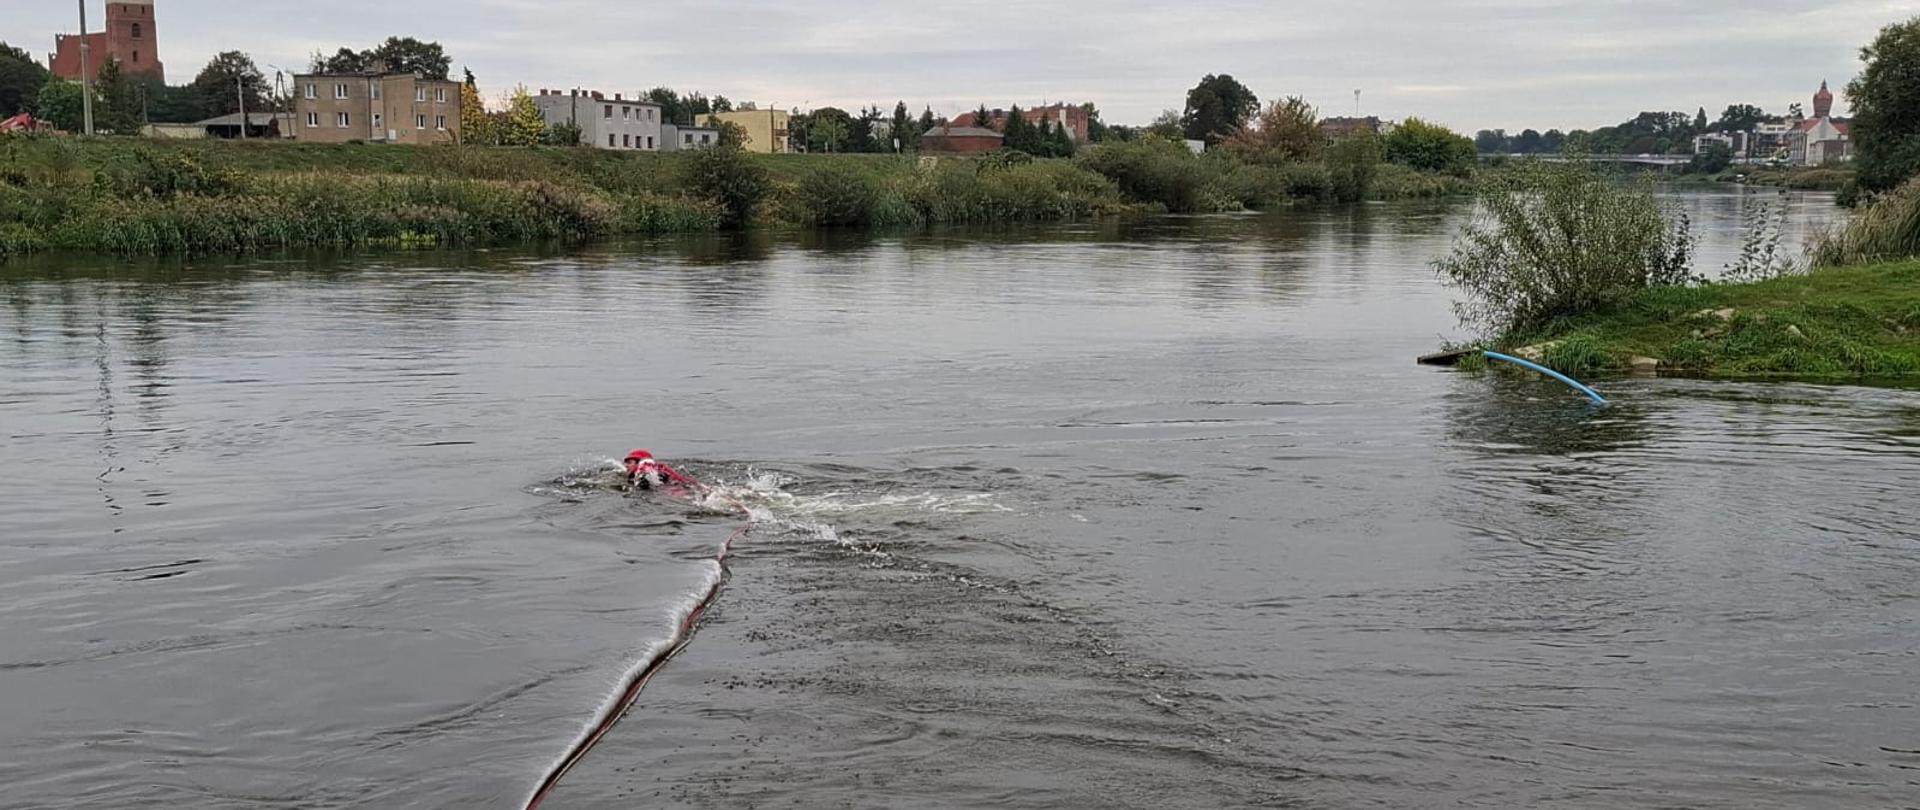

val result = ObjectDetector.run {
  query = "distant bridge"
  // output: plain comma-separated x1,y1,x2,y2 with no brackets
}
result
1494,153,1692,168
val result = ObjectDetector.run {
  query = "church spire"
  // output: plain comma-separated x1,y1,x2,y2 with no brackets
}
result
1813,80,1834,119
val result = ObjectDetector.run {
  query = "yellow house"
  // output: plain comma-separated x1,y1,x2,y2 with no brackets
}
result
698,109,791,153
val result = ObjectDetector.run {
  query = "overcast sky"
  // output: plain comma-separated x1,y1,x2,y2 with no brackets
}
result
9,0,1918,131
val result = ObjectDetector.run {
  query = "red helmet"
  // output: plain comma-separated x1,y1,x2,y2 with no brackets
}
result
625,449,654,463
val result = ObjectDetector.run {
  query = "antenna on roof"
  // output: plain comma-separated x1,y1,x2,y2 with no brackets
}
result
1354,89,1361,117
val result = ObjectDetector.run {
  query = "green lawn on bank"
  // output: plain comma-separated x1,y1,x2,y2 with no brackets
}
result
1508,261,1920,378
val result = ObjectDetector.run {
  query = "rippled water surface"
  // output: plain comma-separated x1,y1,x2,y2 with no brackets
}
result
3,190,1916,809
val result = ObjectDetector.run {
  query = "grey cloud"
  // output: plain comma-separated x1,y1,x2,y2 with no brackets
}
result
8,0,1914,131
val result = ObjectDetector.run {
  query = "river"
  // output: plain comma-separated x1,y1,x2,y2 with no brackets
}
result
2,188,1914,809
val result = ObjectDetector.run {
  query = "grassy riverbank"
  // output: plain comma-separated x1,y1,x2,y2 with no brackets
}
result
1490,261,1920,378
0,136,1469,259
1703,165,1854,192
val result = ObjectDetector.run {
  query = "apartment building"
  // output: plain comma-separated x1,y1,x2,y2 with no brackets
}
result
291,71,462,145
698,110,791,153
534,89,665,151
663,123,721,151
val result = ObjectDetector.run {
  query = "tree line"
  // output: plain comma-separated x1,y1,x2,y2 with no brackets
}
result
1475,103,1797,156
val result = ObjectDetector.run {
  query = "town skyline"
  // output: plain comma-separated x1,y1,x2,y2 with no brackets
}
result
6,0,1906,132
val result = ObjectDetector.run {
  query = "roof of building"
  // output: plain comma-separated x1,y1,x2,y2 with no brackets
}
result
1792,117,1850,135
294,71,457,82
538,90,661,107
194,112,292,127
924,125,1003,138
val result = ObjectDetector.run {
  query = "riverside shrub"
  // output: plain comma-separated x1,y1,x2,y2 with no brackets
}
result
794,165,878,226
1076,139,1210,212
1812,176,1920,267
680,145,770,229
1434,160,1696,336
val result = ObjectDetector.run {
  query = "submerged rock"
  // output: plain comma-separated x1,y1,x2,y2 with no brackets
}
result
1513,341,1560,362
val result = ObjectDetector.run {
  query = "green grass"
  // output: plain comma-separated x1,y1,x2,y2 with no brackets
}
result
1709,165,1855,191
1496,260,1920,378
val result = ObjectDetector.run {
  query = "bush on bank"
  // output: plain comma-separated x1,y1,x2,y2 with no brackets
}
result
1435,160,1696,338
0,134,1474,259
1810,176,1920,268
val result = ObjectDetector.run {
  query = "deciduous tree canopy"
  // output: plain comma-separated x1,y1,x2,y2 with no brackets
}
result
1850,16,1920,193
1182,74,1258,146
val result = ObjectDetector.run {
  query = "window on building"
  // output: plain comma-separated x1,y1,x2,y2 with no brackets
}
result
435,87,447,103
415,87,426,103
416,114,426,129
608,133,616,147
648,109,656,122
306,112,319,127
646,136,654,149
622,134,631,148
336,112,351,128
701,134,712,144
304,83,316,99
684,133,693,145
371,83,381,100
436,115,446,130
373,113,383,132
604,105,613,119
131,23,142,39
132,50,139,63
334,83,349,99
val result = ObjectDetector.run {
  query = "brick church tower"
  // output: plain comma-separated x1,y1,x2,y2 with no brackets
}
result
1812,80,1834,120
50,0,164,83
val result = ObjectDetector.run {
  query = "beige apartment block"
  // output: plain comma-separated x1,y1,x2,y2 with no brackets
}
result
291,72,463,145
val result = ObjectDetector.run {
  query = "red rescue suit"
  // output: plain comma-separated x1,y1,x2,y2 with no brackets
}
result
623,449,697,491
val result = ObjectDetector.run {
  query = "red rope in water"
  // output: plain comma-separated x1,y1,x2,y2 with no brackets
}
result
524,477,751,810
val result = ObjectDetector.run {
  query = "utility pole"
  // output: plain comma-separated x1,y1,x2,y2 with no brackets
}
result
77,0,94,135
237,75,249,139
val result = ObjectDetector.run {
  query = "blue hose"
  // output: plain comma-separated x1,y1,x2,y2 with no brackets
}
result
1482,351,1610,406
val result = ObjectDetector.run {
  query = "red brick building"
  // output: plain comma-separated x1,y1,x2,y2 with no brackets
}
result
50,0,164,82
951,103,1091,142
920,125,1005,155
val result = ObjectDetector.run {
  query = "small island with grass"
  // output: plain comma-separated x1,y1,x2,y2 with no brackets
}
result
1475,262,1920,378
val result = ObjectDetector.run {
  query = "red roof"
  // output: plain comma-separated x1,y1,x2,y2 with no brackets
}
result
1792,118,1850,134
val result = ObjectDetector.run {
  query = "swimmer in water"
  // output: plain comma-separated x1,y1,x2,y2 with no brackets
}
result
623,449,698,492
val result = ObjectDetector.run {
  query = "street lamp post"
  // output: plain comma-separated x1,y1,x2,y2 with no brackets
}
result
77,0,94,135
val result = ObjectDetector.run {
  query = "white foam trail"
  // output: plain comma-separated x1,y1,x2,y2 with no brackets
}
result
527,554,727,808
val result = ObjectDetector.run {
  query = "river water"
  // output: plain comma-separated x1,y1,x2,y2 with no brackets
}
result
3,188,1914,809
